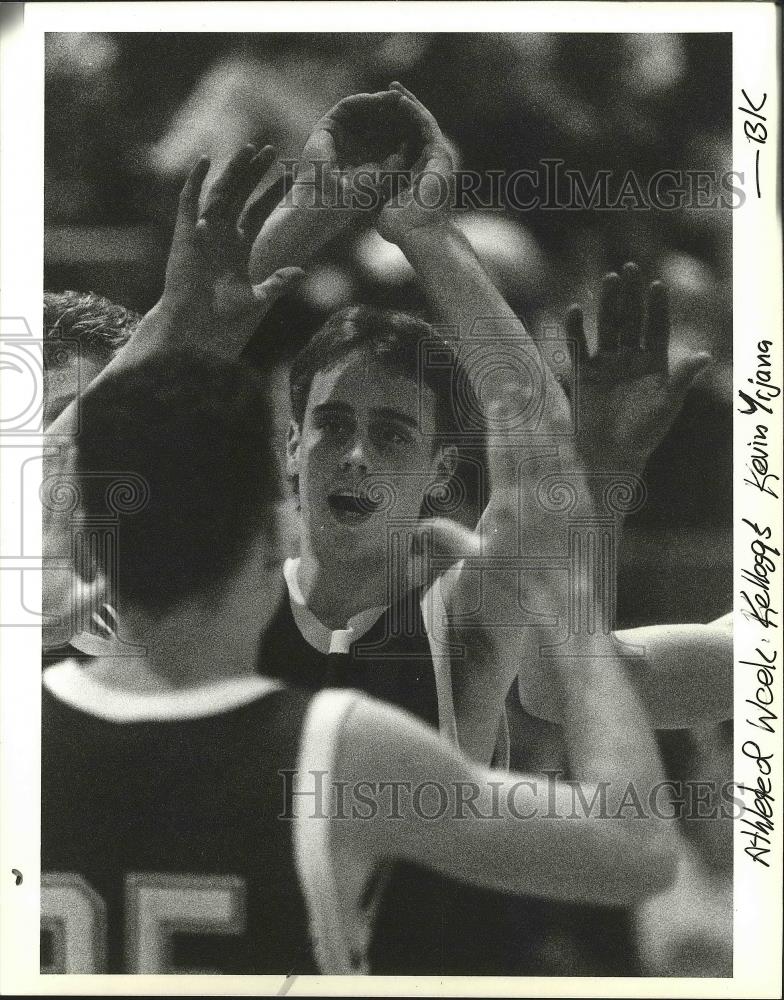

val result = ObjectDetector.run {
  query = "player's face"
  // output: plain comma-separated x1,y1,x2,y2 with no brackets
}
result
288,350,446,566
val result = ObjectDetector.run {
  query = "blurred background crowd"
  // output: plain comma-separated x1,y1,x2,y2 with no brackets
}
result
45,31,734,977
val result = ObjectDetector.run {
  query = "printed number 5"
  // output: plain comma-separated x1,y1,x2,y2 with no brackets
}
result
41,872,245,973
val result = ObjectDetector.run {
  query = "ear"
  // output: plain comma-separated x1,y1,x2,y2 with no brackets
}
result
286,420,301,478
435,444,458,481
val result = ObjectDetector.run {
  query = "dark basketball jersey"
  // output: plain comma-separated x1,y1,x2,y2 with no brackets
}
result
256,574,639,976
40,663,372,975
255,577,540,975
257,582,440,727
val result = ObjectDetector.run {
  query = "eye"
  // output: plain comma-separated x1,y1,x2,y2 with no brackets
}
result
316,414,351,437
377,424,413,447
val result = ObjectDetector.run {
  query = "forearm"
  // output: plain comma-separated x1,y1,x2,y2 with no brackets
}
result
398,221,515,331
397,222,563,408
552,628,669,824
519,621,733,728
248,177,356,282
348,698,675,908
452,640,518,768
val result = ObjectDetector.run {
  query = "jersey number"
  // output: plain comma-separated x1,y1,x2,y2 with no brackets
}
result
41,872,245,973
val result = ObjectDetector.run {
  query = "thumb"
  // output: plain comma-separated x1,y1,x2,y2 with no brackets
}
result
250,267,306,316
409,517,479,588
668,351,711,402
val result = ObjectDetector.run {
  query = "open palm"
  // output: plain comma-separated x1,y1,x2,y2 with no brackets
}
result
154,145,303,359
564,264,711,477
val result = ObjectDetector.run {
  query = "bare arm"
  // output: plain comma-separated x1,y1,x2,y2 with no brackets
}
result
248,90,408,281
337,691,677,908
45,146,302,442
378,84,567,419
518,618,733,728
42,149,303,641
374,86,573,760
510,270,725,728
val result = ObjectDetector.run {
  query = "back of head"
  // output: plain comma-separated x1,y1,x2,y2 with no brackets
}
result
73,351,279,617
44,289,140,366
43,291,141,426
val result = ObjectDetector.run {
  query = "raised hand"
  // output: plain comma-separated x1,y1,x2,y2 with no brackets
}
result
298,89,410,198
413,386,580,763
145,144,303,360
248,90,410,279
564,263,711,478
376,81,454,244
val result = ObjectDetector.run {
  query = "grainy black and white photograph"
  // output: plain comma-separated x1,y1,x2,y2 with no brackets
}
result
0,2,781,995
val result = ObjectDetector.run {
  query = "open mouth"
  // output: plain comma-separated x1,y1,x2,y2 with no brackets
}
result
327,492,382,524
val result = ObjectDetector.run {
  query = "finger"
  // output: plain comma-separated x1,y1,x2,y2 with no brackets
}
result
390,82,442,135
193,215,244,270
485,389,530,493
644,280,671,372
200,144,265,234
389,80,431,115
620,261,644,351
328,90,401,123
668,352,711,402
406,516,479,591
565,303,589,363
170,156,210,260
238,172,291,244
413,517,480,565
200,143,255,215
249,267,306,315
394,93,444,147
597,271,622,354
248,144,277,184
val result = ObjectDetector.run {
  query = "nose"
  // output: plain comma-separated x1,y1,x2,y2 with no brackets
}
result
340,432,369,473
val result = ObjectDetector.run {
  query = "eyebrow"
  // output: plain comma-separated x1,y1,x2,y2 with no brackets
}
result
372,407,421,432
312,401,421,431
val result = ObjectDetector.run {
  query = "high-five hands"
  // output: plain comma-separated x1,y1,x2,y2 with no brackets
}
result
563,263,711,479
376,82,455,244
141,144,303,360
297,89,411,198
248,89,420,278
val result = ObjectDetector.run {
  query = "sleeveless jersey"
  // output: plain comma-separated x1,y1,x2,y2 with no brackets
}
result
254,578,538,974
40,663,371,975
257,583,440,727
256,577,637,975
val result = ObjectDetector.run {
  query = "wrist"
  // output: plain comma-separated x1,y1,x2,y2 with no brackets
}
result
392,214,458,254
247,197,354,281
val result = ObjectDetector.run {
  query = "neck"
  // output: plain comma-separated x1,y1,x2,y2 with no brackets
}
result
296,543,393,629
88,584,282,693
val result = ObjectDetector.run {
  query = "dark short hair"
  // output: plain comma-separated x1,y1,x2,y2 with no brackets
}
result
73,351,280,616
44,290,140,369
289,304,460,439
